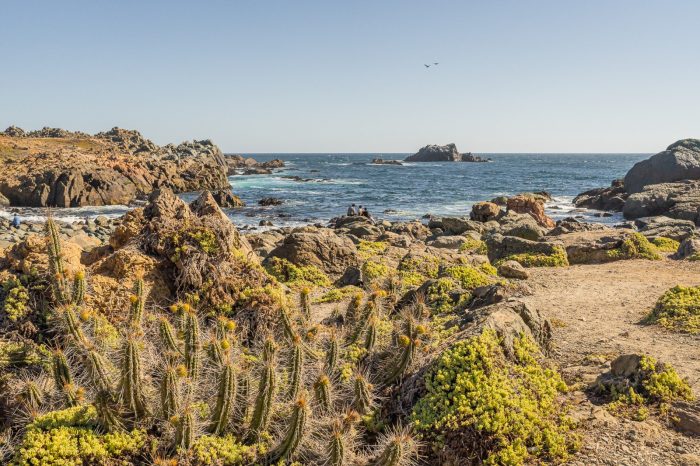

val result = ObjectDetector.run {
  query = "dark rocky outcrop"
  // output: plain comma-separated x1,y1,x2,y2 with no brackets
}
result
624,139,700,194
371,158,403,165
630,216,696,241
470,202,501,222
225,154,285,175
258,197,283,206
622,180,700,224
212,189,245,208
485,233,563,263
573,180,627,211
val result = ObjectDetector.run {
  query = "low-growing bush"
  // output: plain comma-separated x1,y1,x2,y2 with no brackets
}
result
265,257,331,287
499,246,569,268
606,233,660,261
644,285,700,334
651,237,680,253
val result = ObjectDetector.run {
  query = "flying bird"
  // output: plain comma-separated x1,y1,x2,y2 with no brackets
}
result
434,62,439,65
424,64,430,68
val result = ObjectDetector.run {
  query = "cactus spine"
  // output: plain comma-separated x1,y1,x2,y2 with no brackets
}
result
184,310,200,380
349,302,374,344
71,271,86,306
209,362,237,435
288,335,304,399
329,427,346,466
233,369,250,427
373,428,417,466
129,279,145,328
313,372,333,413
268,392,309,463
119,337,148,419
46,218,67,304
20,381,44,412
160,365,180,420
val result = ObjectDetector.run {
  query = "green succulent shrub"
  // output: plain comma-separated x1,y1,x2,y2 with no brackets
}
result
644,285,700,334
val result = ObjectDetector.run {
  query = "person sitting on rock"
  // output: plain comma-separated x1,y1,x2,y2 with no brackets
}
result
11,214,20,229
357,205,365,217
360,206,375,224
347,204,357,216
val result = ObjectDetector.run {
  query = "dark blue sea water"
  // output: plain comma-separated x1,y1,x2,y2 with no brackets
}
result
1,153,649,230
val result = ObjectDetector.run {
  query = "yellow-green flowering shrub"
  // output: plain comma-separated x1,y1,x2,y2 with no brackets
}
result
0,340,49,369
427,278,460,313
357,240,388,259
499,246,569,268
314,286,362,303
265,257,331,287
644,285,700,334
651,237,680,253
361,260,390,281
398,255,441,279
12,406,146,466
442,265,492,290
398,270,425,288
458,238,487,254
605,233,660,261
192,434,261,465
2,277,29,321
411,330,578,465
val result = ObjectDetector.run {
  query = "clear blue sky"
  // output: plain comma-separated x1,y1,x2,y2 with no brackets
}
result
2,0,699,153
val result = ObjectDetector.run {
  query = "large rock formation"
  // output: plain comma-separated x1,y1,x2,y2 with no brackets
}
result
405,144,461,162
0,126,235,207
622,180,700,224
573,180,628,211
624,139,700,194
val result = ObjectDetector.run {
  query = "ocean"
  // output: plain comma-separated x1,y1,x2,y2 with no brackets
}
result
1,153,648,230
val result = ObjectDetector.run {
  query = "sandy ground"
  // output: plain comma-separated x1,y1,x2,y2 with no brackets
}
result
519,257,700,466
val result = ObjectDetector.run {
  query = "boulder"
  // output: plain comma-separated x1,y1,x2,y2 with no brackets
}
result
404,143,462,162
470,202,501,222
266,227,360,276
441,217,484,235
573,180,627,211
497,260,529,279
633,216,696,241
672,401,700,435
611,354,643,378
258,197,283,206
387,221,430,241
624,139,700,194
427,235,470,250
623,180,700,224
547,217,612,236
497,211,546,240
336,266,364,287
212,189,245,208
485,233,563,263
506,195,555,228
673,237,700,260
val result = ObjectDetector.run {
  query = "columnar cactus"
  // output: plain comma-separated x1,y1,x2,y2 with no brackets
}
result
175,407,196,450
184,309,200,380
208,336,224,367
160,365,180,420
352,372,373,415
249,357,277,437
385,314,424,384
325,330,339,374
85,349,113,394
95,390,123,432
209,362,237,435
279,306,297,341
372,427,418,466
71,271,86,306
288,335,304,399
349,302,375,344
313,372,333,413
46,218,68,304
327,411,359,466
129,279,145,329
63,306,87,347
268,392,309,463
159,317,182,356
364,315,378,352
300,288,311,320
346,293,363,326
52,349,72,389
119,337,148,419
19,380,44,412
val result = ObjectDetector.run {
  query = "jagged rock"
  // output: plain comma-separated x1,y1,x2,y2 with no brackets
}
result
673,237,700,260
623,180,700,224
470,202,501,222
427,235,470,250
496,211,546,240
547,217,611,236
485,233,562,263
213,189,244,208
371,158,403,165
0,128,230,207
225,155,285,175
461,152,489,162
258,197,283,206
506,195,555,228
561,229,639,264
624,139,700,194
573,180,627,211
633,216,696,241
441,217,484,235
336,266,364,287
388,221,430,241
404,143,462,162
672,401,700,435
498,260,529,279
266,227,360,276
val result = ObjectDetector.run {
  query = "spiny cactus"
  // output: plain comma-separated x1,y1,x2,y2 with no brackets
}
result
209,362,237,435
184,310,200,380
215,316,236,340
175,407,196,450
346,293,363,326
327,410,360,466
372,427,419,466
63,383,85,407
268,392,309,463
85,349,113,394
207,337,224,367
349,302,375,344
249,358,277,438
385,314,425,385
262,336,277,363
288,335,304,399
129,279,145,329
313,372,333,413
160,365,180,420
52,349,72,390
159,317,182,356
95,390,123,432
325,330,339,374
62,305,87,347
71,271,86,306
18,380,44,413
279,306,297,341
46,218,68,304
352,372,374,415
300,287,311,320
364,315,378,352
119,337,148,419
234,368,250,428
